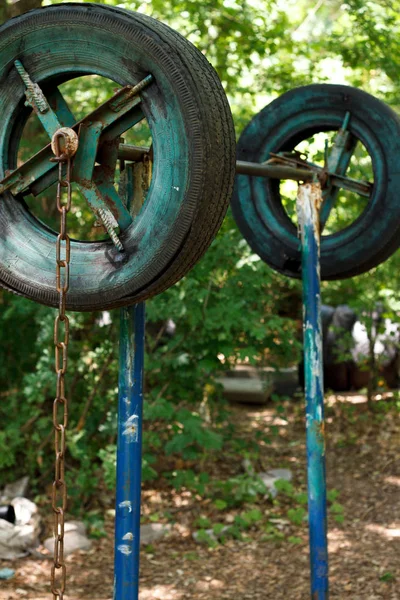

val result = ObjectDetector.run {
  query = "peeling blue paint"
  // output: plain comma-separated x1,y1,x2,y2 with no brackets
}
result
114,302,145,600
117,544,133,556
297,183,329,600
122,412,139,442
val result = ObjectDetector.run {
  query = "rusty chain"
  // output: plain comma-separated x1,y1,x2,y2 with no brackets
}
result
50,128,78,600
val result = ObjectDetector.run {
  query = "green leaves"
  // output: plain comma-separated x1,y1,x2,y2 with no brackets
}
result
165,409,223,459
212,474,268,507
330,502,345,524
287,507,307,526
169,470,210,495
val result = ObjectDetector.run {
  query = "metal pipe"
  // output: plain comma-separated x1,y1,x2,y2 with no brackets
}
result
114,302,145,600
297,182,329,599
116,145,370,196
116,146,313,181
0,143,369,198
118,144,150,162
236,159,313,181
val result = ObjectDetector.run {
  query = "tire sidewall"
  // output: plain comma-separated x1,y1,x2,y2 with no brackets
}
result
232,84,400,279
0,5,207,308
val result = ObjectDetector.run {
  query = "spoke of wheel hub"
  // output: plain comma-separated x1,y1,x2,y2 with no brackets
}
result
2,67,153,230
319,112,360,230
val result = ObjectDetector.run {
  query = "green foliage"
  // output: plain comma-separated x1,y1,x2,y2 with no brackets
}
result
194,508,265,547
379,571,396,583
240,508,263,524
184,551,200,561
274,479,294,497
327,489,340,503
288,535,303,545
327,489,345,524
164,409,223,459
194,529,218,548
213,499,228,511
262,523,285,542
330,502,345,524
212,474,267,507
287,507,307,526
194,516,211,529
84,511,108,539
168,470,210,495
294,492,308,505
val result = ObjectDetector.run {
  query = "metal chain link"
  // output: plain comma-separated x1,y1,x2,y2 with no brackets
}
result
50,129,78,600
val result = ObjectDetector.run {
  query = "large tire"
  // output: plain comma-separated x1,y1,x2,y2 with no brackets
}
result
0,4,236,310
231,84,400,280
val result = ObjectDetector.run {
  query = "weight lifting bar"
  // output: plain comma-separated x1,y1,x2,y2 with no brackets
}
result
117,143,371,196
0,144,371,199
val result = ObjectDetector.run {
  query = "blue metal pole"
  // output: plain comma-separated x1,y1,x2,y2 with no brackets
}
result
114,302,145,599
297,182,329,599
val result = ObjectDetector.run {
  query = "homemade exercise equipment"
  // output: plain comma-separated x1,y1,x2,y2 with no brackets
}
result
1,4,400,600
231,87,400,597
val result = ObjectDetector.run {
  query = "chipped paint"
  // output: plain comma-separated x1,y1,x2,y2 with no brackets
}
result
297,182,329,599
297,182,323,243
122,412,139,442
117,544,132,556
115,302,145,599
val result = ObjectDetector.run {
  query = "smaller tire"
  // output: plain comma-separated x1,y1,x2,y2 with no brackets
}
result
231,84,400,280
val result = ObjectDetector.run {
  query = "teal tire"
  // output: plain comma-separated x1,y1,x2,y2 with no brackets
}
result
0,4,235,310
231,84,400,280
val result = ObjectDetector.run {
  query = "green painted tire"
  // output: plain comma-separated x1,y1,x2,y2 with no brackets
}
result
0,4,235,310
231,84,400,280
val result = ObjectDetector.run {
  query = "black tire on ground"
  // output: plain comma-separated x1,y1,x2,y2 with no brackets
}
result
231,84,400,280
0,4,236,310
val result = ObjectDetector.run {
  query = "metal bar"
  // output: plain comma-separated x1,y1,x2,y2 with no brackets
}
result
297,182,329,600
92,172,132,231
47,88,76,128
72,121,132,231
114,149,372,197
237,160,370,196
236,159,313,180
0,144,371,200
320,112,358,228
114,302,145,600
14,60,63,137
118,144,150,162
0,82,148,197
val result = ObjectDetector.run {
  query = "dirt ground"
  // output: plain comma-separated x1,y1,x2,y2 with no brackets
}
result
1,393,399,600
